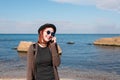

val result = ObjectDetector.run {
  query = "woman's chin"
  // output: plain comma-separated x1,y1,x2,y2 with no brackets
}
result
44,39,50,42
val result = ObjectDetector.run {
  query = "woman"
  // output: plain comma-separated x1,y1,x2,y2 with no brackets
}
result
27,23,62,80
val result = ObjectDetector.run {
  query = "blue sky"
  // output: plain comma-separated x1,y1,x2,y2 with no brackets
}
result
0,0,120,34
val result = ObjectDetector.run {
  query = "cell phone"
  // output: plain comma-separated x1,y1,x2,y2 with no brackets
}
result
50,40,54,43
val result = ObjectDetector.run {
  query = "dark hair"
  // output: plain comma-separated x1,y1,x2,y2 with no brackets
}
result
38,23,56,34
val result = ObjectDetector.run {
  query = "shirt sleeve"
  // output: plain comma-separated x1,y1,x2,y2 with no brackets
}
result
27,44,35,80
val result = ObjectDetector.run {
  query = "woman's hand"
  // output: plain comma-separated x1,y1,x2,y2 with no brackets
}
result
51,37,56,43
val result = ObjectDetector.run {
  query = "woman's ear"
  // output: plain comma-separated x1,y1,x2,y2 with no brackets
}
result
39,31,43,35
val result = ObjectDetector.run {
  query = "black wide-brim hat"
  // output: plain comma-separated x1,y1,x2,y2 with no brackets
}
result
38,23,56,34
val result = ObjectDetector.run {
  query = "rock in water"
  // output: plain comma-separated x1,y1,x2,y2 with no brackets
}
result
17,41,33,52
93,36,120,46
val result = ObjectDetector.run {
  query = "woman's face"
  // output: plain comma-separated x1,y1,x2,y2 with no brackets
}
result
42,27,55,42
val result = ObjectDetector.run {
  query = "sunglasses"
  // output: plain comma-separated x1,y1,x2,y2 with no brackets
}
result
46,30,55,37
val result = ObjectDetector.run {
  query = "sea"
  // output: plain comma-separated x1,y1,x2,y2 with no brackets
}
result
0,34,120,76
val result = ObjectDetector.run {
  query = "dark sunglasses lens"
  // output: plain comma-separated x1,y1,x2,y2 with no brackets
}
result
51,33,55,36
47,31,50,34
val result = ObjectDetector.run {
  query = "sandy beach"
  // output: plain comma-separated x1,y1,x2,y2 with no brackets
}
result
1,67,120,80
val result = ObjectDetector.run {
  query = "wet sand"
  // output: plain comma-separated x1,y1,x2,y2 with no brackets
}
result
0,67,120,80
